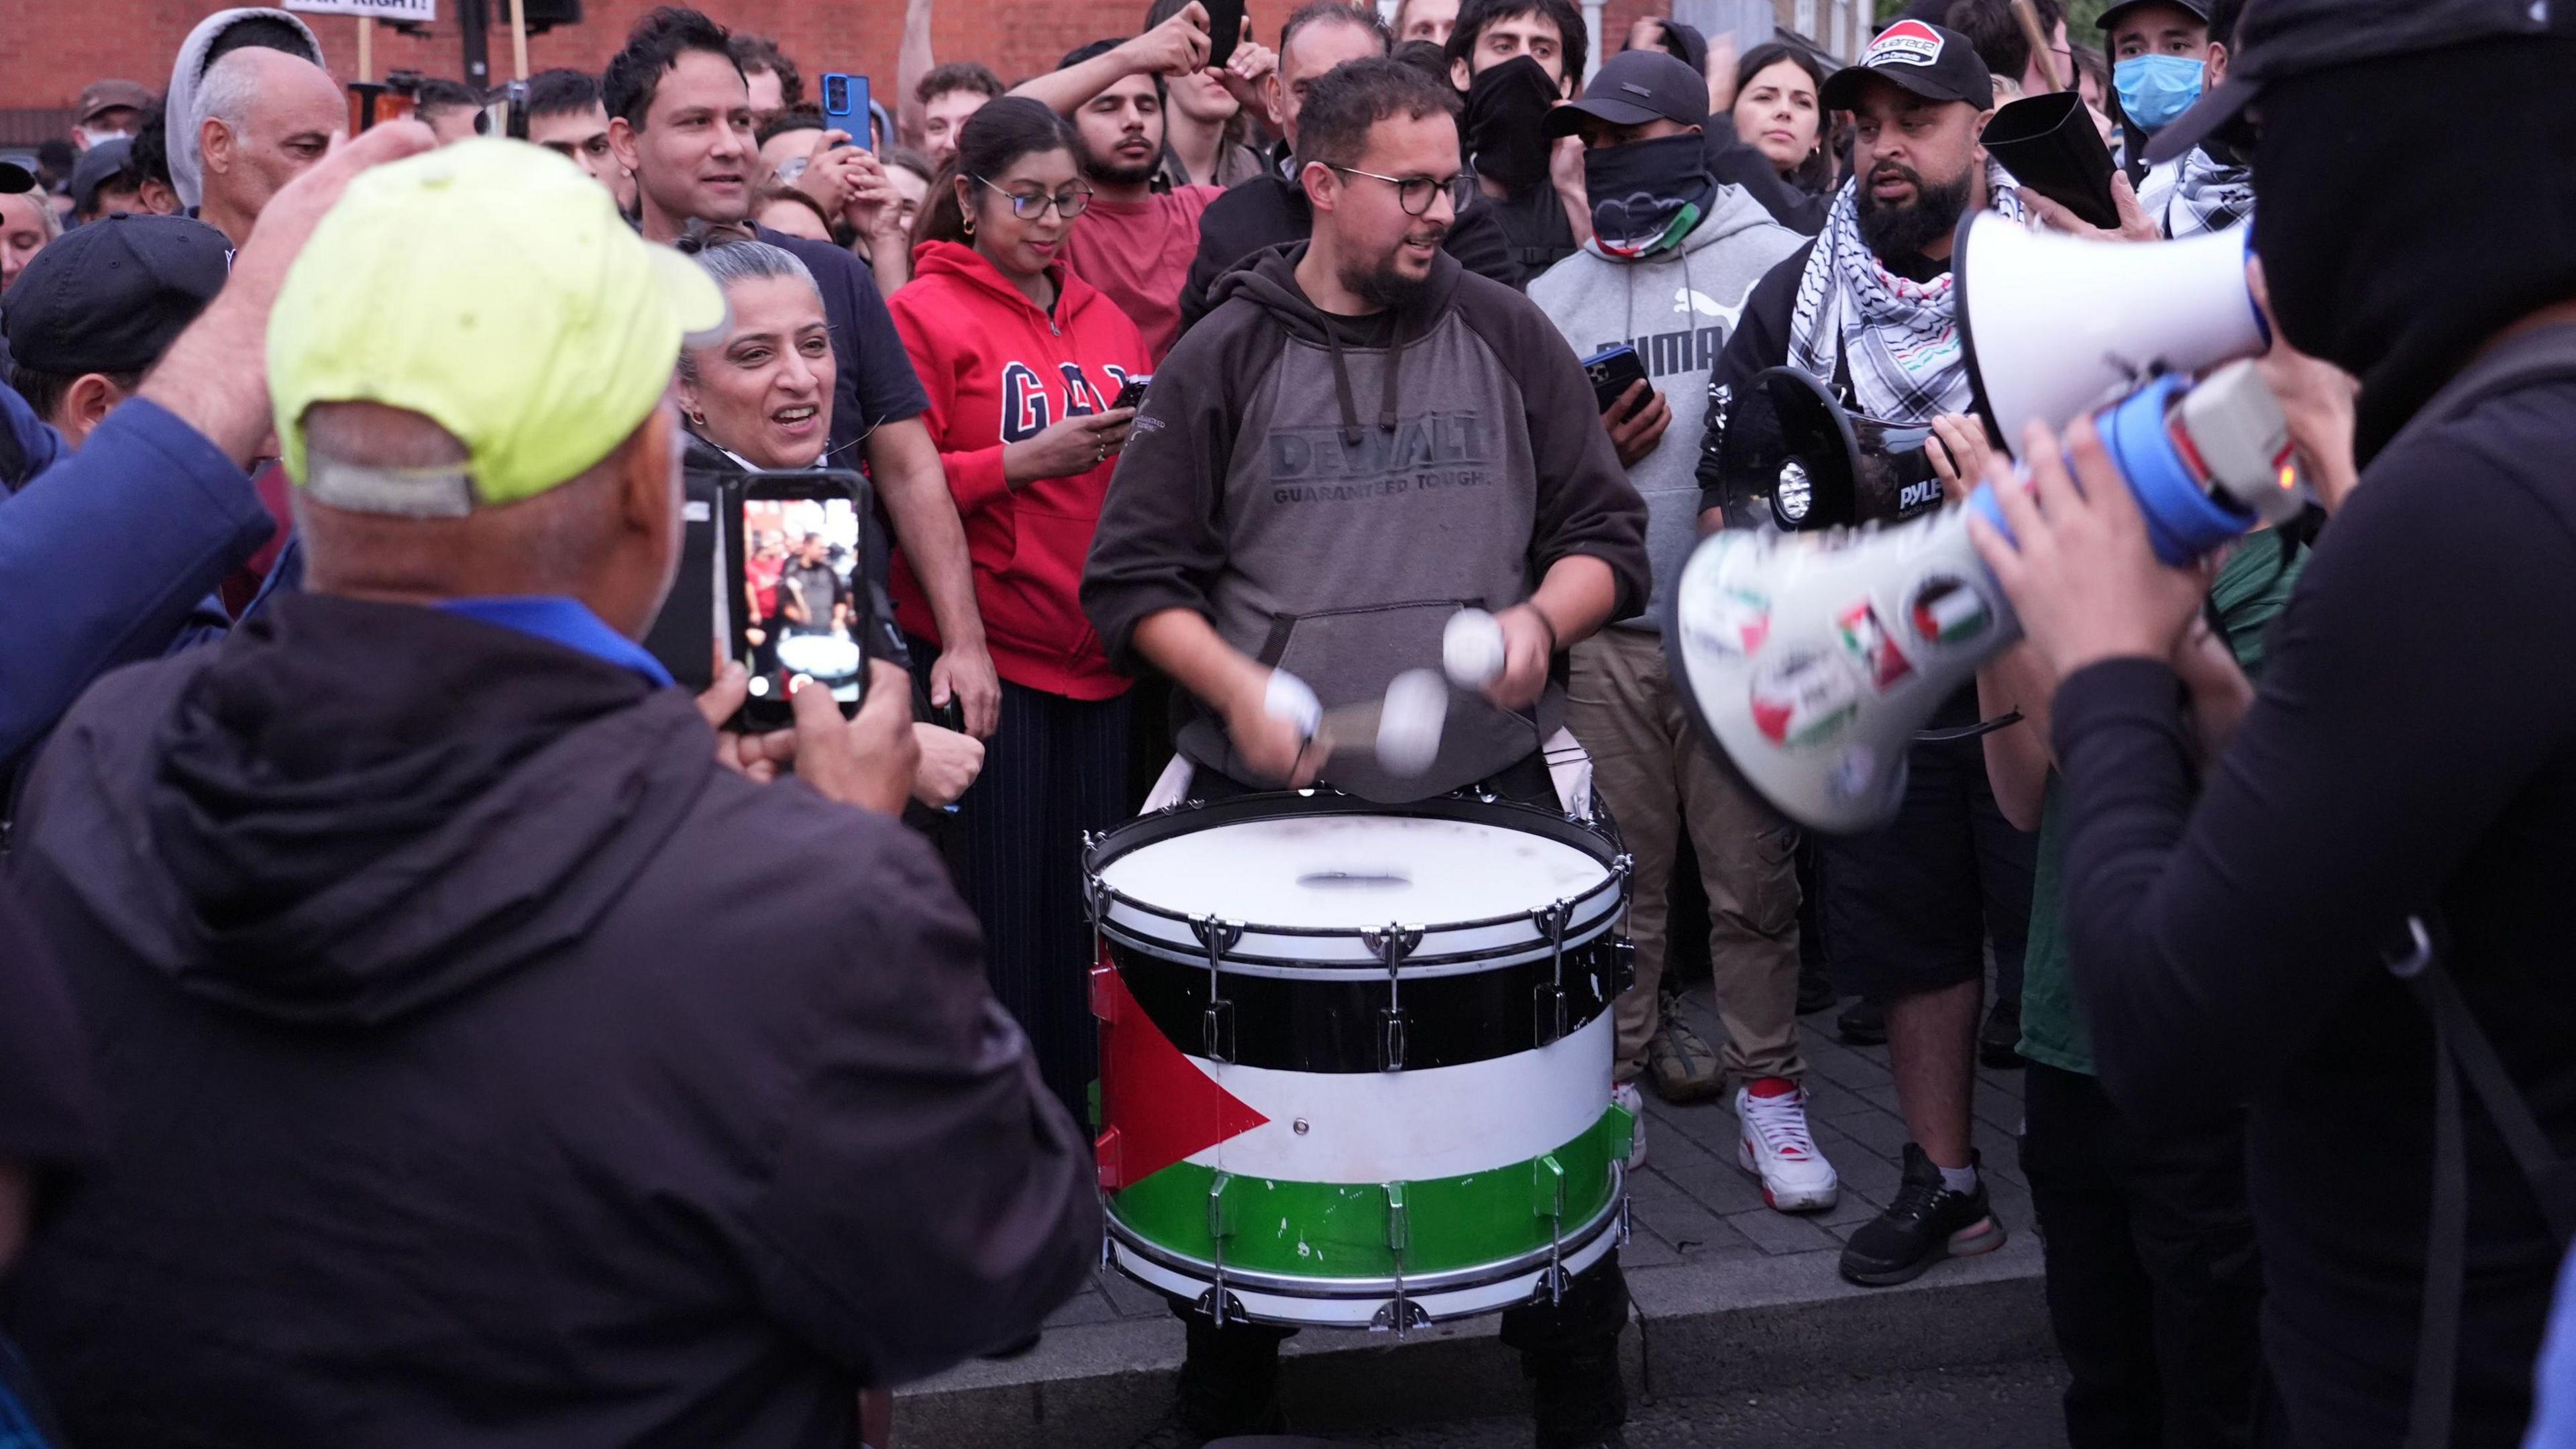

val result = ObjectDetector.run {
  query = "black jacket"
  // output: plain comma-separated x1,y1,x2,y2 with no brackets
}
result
2051,366,2576,1448
1177,170,1524,337
0,593,1098,1447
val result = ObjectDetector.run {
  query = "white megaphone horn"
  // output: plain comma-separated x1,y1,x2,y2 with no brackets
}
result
1955,210,2270,454
1668,364,2306,833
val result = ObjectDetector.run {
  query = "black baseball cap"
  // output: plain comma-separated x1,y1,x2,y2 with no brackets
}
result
1820,21,1995,111
0,160,34,195
2,214,230,376
1544,50,1711,138
2098,0,2211,32
2146,0,2575,162
69,137,133,214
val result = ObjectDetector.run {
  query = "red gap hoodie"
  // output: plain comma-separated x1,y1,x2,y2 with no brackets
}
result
887,240,1148,701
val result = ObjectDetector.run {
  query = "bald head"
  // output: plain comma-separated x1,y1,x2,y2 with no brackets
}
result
292,400,686,640
199,48,346,247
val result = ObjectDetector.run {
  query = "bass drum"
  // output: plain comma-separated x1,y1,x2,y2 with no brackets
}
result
1085,789,1634,1331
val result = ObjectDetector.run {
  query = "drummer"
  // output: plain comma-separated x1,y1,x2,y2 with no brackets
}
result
1083,56,1648,1449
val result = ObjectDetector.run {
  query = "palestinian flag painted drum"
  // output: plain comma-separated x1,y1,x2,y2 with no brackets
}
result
1085,790,1634,1332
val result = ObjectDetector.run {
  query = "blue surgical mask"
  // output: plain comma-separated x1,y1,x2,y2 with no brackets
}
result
2113,53,2205,135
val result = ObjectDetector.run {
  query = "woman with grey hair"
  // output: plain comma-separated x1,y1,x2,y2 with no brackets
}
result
680,239,983,811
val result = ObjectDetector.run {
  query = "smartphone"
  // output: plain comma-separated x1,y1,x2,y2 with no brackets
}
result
1201,0,1244,69
820,72,871,149
1582,344,1651,415
639,475,723,690
1111,374,1151,412
728,470,877,729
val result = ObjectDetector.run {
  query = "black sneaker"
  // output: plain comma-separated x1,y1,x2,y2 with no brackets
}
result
1837,1144,2007,1286
1835,997,1886,1046
1980,996,2025,1070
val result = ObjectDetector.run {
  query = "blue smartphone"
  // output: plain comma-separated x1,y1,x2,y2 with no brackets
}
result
820,72,871,149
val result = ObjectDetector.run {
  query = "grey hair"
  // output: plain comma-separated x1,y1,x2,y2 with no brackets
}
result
676,239,822,384
195,48,267,141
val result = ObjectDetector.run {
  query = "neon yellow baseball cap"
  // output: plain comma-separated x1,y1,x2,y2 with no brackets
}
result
269,138,728,515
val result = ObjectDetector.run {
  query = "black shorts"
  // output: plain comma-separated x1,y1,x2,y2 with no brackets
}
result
1813,726,2036,1001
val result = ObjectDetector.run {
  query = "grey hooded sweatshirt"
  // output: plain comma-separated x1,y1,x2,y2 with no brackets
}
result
1525,183,1806,633
1083,243,1649,804
166,7,324,211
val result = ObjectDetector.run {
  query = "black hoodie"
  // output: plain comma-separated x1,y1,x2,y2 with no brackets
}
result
1,592,1097,1447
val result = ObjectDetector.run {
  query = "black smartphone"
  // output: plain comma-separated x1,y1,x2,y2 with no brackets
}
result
1201,0,1244,69
1582,344,1651,415
727,470,877,730
820,72,871,148
640,472,723,690
1111,374,1151,412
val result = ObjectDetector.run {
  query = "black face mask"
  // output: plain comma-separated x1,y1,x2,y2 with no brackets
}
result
1582,132,1716,258
2253,38,2576,460
1464,55,1559,194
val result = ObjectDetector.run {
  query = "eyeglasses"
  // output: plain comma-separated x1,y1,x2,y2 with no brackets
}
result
1328,164,1477,218
977,176,1095,220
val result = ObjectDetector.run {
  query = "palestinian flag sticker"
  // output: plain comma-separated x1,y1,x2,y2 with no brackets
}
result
1749,648,1861,748
1908,574,1993,646
1835,601,1915,692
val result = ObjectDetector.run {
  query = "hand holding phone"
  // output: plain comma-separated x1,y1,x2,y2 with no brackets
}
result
820,72,873,149
1111,375,1152,413
1582,344,1651,415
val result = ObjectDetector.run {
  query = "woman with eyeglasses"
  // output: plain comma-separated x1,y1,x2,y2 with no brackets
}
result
888,97,1149,1129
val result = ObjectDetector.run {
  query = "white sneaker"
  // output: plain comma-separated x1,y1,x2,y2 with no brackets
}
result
1735,1079,1838,1212
1612,1081,1647,1169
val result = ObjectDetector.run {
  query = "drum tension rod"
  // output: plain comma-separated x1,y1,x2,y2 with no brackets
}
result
1191,914,1246,1064
1534,900,1572,1047
1362,924,1425,1072
1377,1181,1417,1338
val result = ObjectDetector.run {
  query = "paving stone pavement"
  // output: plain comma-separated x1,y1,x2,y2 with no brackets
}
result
1028,982,2036,1336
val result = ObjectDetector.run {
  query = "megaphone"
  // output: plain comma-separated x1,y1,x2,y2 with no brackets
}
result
1955,211,2269,455
1664,359,2307,835
1709,368,1951,533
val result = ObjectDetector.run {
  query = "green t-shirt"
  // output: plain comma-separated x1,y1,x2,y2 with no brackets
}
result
2017,533,2309,1077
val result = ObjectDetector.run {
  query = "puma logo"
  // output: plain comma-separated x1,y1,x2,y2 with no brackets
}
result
1675,286,1750,326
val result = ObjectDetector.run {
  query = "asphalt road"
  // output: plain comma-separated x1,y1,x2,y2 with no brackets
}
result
1281,1360,2072,1448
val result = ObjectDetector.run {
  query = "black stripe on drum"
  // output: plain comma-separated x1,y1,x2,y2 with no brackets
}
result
1108,938,1619,1073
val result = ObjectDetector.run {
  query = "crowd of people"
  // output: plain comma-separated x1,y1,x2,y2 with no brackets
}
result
1,0,2573,1447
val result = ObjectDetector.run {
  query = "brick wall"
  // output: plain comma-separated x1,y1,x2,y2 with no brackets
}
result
2,0,1672,116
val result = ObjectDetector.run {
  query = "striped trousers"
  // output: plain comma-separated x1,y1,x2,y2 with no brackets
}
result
937,675,1132,1131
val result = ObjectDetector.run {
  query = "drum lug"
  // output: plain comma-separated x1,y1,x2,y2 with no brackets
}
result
1534,900,1572,1046
1378,1182,1415,1340
1533,1153,1568,1307
1207,1171,1237,1327
1191,915,1246,1065
1611,936,1638,998
1362,924,1424,1073
1534,983,1568,1047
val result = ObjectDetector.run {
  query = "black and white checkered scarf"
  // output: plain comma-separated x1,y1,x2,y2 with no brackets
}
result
1786,162,2027,422
2149,145,2255,237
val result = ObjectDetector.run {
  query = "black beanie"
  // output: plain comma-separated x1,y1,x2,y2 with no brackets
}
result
2251,36,2576,462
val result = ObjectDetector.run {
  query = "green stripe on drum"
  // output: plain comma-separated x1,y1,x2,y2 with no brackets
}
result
1106,1106,1627,1278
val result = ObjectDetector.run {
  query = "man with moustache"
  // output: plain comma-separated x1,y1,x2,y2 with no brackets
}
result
1047,40,1226,364
1695,21,2041,1292
1085,57,1647,1449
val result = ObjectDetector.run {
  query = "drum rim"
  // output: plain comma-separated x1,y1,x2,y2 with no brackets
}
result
1102,1161,1626,1300
1084,789,1627,945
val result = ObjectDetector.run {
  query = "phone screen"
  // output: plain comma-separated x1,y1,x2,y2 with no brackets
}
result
740,491,868,713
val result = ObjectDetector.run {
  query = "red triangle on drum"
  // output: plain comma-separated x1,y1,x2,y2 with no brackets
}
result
1094,960,1270,1191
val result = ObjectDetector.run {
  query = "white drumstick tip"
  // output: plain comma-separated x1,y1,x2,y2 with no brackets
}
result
1264,669,1323,738
1376,669,1448,776
1444,609,1506,688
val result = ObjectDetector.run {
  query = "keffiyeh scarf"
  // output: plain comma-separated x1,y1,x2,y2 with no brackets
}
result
1786,161,2026,422
2149,145,2256,237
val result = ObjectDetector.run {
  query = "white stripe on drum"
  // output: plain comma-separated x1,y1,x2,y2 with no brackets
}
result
1183,1010,1613,1184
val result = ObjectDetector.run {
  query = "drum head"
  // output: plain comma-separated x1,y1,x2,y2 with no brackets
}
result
1098,812,1609,931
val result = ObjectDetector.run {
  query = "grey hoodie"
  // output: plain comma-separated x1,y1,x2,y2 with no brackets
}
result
166,7,324,211
1084,243,1648,803
1525,184,1805,632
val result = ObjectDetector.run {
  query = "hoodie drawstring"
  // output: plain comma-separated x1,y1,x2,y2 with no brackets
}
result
1324,321,1364,447
1378,309,1406,437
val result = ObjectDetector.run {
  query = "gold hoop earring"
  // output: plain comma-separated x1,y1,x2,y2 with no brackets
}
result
963,216,977,237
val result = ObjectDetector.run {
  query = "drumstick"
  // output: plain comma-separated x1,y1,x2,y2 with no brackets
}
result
1317,669,1449,775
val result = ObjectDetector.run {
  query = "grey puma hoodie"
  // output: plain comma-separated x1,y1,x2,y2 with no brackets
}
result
1083,243,1649,803
1525,183,1806,633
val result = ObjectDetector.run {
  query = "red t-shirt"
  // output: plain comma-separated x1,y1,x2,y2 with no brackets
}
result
1065,184,1222,366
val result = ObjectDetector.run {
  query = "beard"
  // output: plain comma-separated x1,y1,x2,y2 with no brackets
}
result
1855,160,1975,262
1340,227,1446,310
1080,140,1158,190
